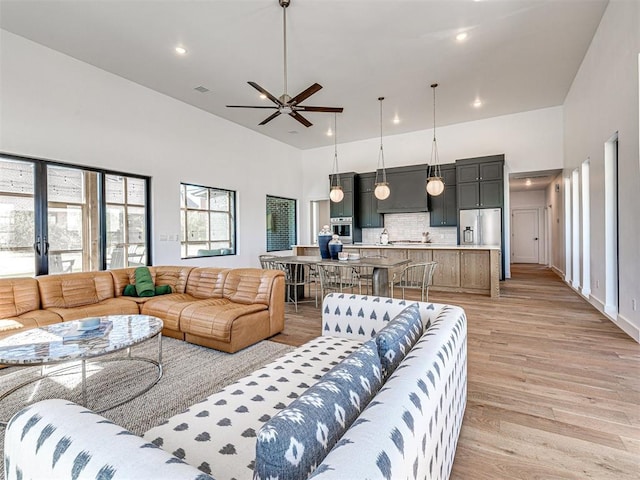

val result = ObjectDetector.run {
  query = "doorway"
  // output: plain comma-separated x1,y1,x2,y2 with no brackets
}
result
511,208,540,263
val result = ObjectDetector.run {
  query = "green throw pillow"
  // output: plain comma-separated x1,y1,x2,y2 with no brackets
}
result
123,284,137,296
135,266,155,297
154,285,172,295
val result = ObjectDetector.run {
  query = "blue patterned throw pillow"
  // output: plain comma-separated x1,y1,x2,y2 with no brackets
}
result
254,339,382,480
374,303,423,379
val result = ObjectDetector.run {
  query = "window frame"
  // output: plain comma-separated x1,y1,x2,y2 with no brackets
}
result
0,152,152,275
180,182,237,258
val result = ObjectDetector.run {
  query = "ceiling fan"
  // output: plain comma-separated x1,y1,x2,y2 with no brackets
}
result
226,0,343,127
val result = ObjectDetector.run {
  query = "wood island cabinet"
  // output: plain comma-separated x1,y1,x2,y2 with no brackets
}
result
431,250,461,287
460,250,491,289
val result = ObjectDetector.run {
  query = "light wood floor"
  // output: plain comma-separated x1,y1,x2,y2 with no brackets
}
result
271,264,640,479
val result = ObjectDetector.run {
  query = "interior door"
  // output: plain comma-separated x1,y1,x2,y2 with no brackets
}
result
511,209,539,263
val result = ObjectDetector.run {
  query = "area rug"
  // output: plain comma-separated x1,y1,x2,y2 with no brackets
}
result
0,337,294,470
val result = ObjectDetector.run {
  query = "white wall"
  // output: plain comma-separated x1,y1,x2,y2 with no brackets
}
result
545,174,566,274
563,0,640,340
0,30,303,268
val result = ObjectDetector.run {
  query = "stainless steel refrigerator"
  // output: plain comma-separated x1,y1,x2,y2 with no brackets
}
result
459,207,503,279
459,208,502,247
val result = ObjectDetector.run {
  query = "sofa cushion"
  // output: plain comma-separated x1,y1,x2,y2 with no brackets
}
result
46,297,140,321
37,271,115,309
180,300,268,342
185,267,229,299
143,335,361,480
374,303,423,379
111,266,194,296
223,269,282,306
0,278,40,318
309,306,467,480
141,293,199,331
254,339,382,480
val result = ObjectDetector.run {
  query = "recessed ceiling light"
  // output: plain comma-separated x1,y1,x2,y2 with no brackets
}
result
259,93,267,99
175,46,187,55
393,115,400,124
525,179,532,186
456,32,468,42
473,99,483,108
326,128,333,136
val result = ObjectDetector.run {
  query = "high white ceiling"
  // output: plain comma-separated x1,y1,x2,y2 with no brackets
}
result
0,0,607,150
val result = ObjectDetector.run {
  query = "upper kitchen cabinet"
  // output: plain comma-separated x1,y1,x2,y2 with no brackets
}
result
456,155,504,209
376,164,429,214
429,164,457,227
357,173,384,228
329,172,357,218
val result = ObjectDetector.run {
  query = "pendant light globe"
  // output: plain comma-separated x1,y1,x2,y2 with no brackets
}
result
374,97,391,200
374,182,391,200
426,83,445,197
329,186,344,202
329,112,344,203
426,177,445,196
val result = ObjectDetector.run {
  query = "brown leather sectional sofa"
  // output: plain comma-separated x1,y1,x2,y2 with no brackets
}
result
0,266,285,353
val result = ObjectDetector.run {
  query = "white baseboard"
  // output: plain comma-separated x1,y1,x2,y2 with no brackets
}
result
586,294,639,343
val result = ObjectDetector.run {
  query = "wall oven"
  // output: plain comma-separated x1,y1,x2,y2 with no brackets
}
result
330,217,353,244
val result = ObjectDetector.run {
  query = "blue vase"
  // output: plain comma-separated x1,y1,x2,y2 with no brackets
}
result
328,241,343,260
318,234,332,259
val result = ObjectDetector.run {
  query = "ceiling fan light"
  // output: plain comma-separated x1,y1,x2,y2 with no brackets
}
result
374,182,391,200
426,177,445,196
329,186,344,203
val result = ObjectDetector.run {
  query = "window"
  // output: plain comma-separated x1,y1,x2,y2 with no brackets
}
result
106,174,148,269
180,183,236,258
266,195,296,252
0,153,150,278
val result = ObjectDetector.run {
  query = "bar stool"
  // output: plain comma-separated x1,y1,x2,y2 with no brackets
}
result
390,262,438,302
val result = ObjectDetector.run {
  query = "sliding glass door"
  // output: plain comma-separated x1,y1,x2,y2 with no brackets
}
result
0,154,150,278
0,158,36,277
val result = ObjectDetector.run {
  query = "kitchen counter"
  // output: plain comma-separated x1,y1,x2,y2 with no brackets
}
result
293,243,501,297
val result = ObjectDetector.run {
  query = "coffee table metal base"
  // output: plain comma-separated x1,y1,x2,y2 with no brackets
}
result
0,334,163,426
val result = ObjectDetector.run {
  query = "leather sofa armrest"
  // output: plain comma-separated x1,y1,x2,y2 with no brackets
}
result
267,272,285,336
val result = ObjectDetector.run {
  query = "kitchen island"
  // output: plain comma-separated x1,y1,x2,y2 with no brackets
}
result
293,243,501,297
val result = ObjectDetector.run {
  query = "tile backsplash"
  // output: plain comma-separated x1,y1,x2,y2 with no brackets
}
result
361,212,458,244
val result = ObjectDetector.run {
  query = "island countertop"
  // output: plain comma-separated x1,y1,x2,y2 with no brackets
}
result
293,244,501,297
293,243,500,250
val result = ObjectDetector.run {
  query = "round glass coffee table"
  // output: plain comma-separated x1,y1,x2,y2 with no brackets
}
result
0,314,163,425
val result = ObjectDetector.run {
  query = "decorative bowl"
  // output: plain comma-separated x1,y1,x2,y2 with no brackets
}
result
348,253,361,260
77,317,101,330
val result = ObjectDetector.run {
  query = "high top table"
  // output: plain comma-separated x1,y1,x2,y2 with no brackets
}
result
274,255,410,297
0,314,163,425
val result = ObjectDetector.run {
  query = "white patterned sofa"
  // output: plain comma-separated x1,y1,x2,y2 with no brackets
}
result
4,295,467,480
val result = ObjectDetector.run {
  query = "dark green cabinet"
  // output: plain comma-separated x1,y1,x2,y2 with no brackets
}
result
429,165,457,226
357,173,383,228
329,173,356,218
376,164,429,214
456,156,504,209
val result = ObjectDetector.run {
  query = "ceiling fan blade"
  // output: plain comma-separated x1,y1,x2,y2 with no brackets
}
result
290,111,312,127
248,82,283,106
297,106,344,113
226,105,278,109
290,83,322,105
259,111,282,125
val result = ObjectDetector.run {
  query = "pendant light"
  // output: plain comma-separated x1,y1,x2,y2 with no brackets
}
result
329,113,344,203
426,83,445,196
374,97,391,200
